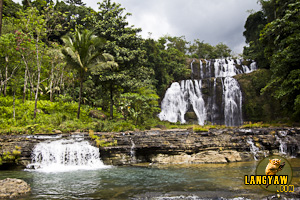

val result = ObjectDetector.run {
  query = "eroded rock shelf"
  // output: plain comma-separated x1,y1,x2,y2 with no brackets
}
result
0,127,299,167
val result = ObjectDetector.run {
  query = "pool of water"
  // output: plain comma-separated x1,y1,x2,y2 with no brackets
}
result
1,159,300,199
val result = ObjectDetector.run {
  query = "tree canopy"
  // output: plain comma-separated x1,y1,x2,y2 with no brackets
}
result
243,0,300,119
0,0,298,134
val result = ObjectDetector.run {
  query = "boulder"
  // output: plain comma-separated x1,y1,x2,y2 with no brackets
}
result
0,178,31,199
89,110,107,120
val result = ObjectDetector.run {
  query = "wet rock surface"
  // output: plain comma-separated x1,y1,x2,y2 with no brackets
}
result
0,178,31,199
0,128,299,166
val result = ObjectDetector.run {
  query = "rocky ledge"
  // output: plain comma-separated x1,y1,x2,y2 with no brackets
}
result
0,127,299,166
0,178,31,199
97,127,300,165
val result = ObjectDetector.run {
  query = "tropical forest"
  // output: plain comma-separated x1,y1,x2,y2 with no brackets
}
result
0,0,299,135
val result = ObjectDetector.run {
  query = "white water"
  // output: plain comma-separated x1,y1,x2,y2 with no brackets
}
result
158,80,206,125
130,138,137,163
223,77,243,126
247,138,260,161
27,138,109,172
158,82,188,123
189,80,206,125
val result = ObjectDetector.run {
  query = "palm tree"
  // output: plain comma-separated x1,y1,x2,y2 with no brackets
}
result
62,29,117,119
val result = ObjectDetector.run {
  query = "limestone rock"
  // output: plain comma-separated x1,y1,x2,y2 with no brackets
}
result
54,130,62,134
89,110,107,120
0,178,31,199
150,150,242,164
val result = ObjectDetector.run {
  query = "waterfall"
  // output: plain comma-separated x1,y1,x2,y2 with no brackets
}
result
158,80,206,125
158,82,188,123
247,138,260,161
223,77,243,126
190,59,195,79
199,60,203,79
26,137,108,172
275,135,288,155
130,138,137,163
159,58,256,126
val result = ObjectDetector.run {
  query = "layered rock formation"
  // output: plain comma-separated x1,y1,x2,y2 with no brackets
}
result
98,128,300,165
0,128,299,167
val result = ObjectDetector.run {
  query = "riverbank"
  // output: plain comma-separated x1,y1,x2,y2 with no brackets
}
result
0,127,299,167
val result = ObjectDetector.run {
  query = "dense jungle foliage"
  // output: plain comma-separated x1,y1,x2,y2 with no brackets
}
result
0,0,298,134
243,0,300,121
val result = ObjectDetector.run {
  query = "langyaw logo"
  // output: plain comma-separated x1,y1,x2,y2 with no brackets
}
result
244,155,294,193
244,174,288,186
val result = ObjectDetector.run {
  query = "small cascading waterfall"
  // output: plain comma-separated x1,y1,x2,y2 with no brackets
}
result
26,136,108,172
130,138,137,163
159,58,257,126
247,138,260,161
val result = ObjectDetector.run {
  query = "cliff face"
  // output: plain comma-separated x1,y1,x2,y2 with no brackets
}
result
0,128,299,167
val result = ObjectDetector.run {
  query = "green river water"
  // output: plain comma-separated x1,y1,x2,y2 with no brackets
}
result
1,158,300,199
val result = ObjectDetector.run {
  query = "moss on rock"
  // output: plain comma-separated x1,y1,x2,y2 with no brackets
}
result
235,69,285,122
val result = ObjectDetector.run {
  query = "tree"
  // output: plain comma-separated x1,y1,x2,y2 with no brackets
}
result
164,35,189,54
3,0,22,18
0,33,19,96
260,1,300,118
243,11,268,68
47,43,65,102
16,7,48,119
61,29,115,119
188,39,231,59
189,39,214,58
84,0,153,118
0,0,3,35
118,87,160,125
143,37,190,96
214,43,231,58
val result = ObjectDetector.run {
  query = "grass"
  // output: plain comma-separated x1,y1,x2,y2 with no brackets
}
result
89,130,117,147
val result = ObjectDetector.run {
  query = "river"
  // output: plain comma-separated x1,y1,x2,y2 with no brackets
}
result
1,159,300,199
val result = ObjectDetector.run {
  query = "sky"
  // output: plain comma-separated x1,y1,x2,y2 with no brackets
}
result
12,0,261,54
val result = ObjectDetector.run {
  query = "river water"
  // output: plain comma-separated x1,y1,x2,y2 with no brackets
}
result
1,159,300,199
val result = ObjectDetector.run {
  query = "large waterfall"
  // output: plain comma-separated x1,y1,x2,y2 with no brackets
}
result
159,59,257,126
26,136,108,172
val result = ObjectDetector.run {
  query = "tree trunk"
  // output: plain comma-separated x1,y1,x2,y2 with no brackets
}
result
0,68,3,95
0,0,3,36
22,55,28,103
77,78,83,119
33,37,41,119
13,89,16,120
3,63,7,97
49,60,54,102
110,83,114,119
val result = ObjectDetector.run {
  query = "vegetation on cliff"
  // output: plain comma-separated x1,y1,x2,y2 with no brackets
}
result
243,0,300,121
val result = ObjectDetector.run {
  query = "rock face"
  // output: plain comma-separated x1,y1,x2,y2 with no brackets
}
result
98,127,300,165
0,128,299,167
0,178,31,199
